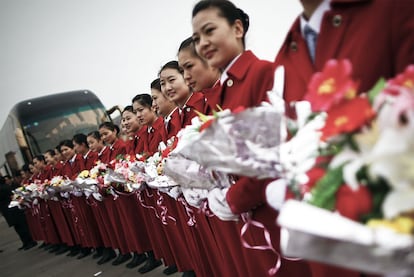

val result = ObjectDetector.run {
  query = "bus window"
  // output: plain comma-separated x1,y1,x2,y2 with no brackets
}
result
0,90,111,175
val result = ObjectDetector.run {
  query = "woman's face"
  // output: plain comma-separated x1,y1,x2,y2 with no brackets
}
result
122,110,141,135
159,68,191,107
44,153,55,165
87,136,103,152
99,127,117,145
151,88,176,117
59,145,75,161
178,48,219,91
29,164,38,175
192,7,244,70
133,102,156,126
73,141,87,155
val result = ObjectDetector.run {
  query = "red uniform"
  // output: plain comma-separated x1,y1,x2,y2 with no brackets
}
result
61,154,85,180
108,139,127,162
275,0,414,105
83,150,99,170
176,92,207,127
274,1,414,276
206,50,311,276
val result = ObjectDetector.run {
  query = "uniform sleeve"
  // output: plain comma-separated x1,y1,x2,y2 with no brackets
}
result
392,1,414,73
225,177,272,214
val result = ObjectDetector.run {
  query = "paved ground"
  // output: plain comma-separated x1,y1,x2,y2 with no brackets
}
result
0,216,181,277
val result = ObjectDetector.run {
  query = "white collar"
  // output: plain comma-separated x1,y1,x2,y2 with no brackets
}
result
300,0,330,36
69,154,76,163
98,146,107,156
220,53,242,85
83,150,91,159
165,107,177,122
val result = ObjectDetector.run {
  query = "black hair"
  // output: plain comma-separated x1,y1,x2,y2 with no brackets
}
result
21,164,30,172
158,60,183,76
122,105,134,114
33,154,46,163
72,133,88,146
192,0,250,47
45,149,56,157
87,130,101,140
99,121,120,134
178,36,198,56
151,78,161,91
132,94,153,109
59,139,74,150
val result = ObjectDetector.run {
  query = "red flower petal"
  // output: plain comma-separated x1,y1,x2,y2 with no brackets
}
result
321,97,375,140
305,59,359,112
335,185,373,221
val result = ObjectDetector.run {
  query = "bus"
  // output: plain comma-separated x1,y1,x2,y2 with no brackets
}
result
0,90,114,177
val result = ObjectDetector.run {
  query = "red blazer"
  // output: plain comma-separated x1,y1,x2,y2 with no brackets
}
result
61,154,85,180
45,162,63,179
108,139,127,161
98,146,110,164
274,0,414,107
180,92,207,127
203,50,275,214
83,150,99,170
137,117,164,156
206,50,274,114
166,108,183,140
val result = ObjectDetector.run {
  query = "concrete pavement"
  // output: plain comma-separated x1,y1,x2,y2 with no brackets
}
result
0,216,181,277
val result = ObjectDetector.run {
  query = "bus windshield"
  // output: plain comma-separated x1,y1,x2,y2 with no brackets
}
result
0,90,109,176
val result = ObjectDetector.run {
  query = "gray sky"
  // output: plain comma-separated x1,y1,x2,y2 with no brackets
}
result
0,0,301,127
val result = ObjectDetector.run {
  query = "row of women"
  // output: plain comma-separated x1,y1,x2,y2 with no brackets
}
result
17,0,414,276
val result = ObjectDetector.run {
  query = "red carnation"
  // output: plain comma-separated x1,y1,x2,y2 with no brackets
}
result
335,184,373,221
321,97,375,140
305,59,359,112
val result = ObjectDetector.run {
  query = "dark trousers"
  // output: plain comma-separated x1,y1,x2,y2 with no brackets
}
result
13,216,34,246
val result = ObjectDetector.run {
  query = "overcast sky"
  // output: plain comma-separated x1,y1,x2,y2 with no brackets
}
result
0,0,302,127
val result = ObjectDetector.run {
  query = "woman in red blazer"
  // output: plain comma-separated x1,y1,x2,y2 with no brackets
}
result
72,133,99,171
274,1,414,276
192,1,311,276
159,61,207,129
132,94,164,156
275,0,414,107
98,122,127,163
59,140,86,180
86,131,108,164
178,36,220,93
120,106,143,156
150,78,179,141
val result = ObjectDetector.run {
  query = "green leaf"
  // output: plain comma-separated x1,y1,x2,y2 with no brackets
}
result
308,166,344,210
367,78,386,104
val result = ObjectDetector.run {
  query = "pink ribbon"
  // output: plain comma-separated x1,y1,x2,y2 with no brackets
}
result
85,197,98,207
177,196,196,226
137,190,160,219
199,200,215,218
240,212,280,276
30,203,40,216
156,191,176,225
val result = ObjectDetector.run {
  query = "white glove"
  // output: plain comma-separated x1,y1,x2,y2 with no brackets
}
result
265,179,287,211
182,188,209,208
208,188,239,221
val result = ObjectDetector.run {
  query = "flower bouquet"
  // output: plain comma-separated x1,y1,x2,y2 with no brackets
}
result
274,60,414,275
74,162,110,200
108,155,146,193
9,185,33,209
167,103,285,179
